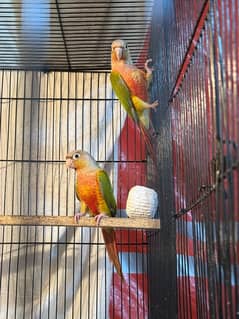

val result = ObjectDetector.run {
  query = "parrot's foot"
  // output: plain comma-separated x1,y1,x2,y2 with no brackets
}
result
144,58,154,74
74,212,86,223
149,100,159,111
95,214,108,226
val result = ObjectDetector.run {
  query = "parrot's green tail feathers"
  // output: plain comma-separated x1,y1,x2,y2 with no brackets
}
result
102,228,124,281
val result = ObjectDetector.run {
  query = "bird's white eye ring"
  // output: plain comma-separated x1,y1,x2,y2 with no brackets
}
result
73,153,80,160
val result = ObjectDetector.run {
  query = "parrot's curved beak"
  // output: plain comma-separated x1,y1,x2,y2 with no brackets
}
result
66,156,74,169
115,47,123,61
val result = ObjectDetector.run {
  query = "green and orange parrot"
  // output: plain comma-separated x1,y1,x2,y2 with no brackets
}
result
110,39,159,162
66,150,124,280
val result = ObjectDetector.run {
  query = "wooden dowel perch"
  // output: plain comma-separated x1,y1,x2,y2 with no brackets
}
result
0,215,160,230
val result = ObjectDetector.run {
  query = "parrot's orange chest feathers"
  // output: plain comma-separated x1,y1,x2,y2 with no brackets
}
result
75,168,101,215
112,62,148,101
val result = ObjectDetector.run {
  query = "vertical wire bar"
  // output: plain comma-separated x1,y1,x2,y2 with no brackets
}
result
31,72,41,318
110,68,116,317
21,73,32,319
80,72,86,319
6,70,13,319
136,231,139,319
2,71,8,217
12,71,19,216
87,72,93,319
95,72,100,319
31,71,42,319
36,73,44,319
0,225,5,308
15,70,26,319
11,71,19,318
194,52,203,319
233,0,239,313
198,72,207,318
181,70,188,319
55,71,63,319
198,47,209,318
203,28,213,318
229,0,238,313
213,1,227,317
177,220,181,319
182,222,188,318
118,87,124,317
24,72,35,318
27,72,34,216
207,16,220,318
221,2,233,317
197,53,204,315
64,71,70,319
48,71,57,319
226,1,236,316
103,72,107,317
72,71,77,319
43,72,49,217
3,72,12,216
184,67,192,319
35,72,41,214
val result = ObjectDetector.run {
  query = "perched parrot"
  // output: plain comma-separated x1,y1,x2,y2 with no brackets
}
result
66,150,124,280
110,39,159,162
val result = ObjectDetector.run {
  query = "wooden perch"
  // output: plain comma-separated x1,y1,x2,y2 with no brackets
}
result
0,215,160,230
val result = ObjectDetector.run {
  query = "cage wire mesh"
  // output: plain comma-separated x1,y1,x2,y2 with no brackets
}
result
0,70,149,318
149,0,239,318
0,0,239,319
0,0,153,71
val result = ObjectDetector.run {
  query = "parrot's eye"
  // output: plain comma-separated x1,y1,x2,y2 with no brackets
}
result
73,153,80,160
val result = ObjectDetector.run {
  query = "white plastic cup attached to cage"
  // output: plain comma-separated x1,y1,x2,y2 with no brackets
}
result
126,185,158,219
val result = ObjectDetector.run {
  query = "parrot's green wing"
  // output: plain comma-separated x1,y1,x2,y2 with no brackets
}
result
110,71,139,124
98,169,117,217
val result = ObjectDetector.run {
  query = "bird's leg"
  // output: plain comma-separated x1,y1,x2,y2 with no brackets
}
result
74,201,88,223
95,213,108,226
74,212,87,223
149,100,159,111
132,96,159,112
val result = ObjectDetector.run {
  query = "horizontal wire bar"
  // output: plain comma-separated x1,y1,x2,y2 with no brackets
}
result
0,159,147,164
0,97,116,101
0,241,148,246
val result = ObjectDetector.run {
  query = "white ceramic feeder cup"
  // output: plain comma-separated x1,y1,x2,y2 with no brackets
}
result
126,185,158,219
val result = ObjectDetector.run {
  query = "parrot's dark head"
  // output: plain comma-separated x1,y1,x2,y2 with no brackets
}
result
111,39,131,63
66,150,98,170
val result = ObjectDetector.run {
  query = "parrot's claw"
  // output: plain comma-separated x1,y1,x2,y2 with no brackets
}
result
74,212,85,223
145,58,154,73
150,100,159,111
95,214,108,226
